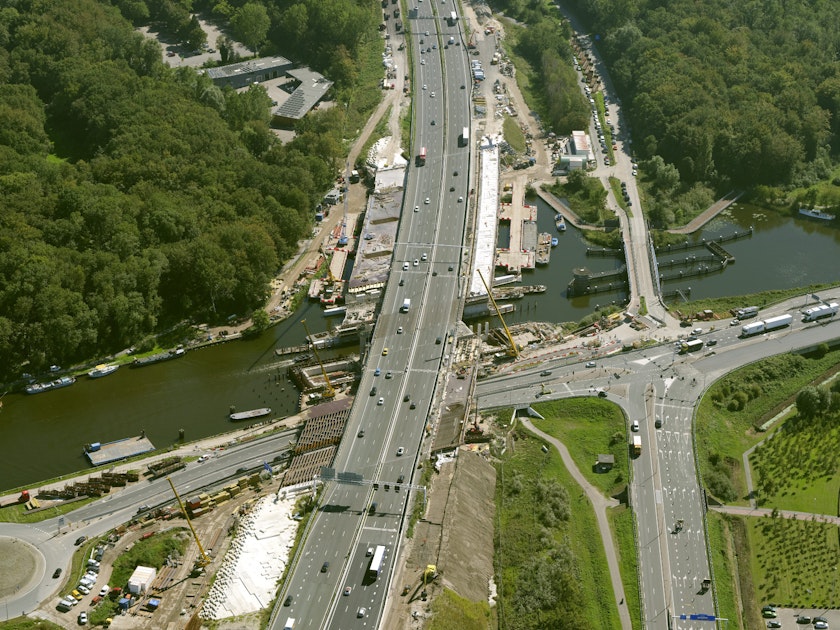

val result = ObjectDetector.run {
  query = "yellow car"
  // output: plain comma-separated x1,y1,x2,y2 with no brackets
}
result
382,348,389,356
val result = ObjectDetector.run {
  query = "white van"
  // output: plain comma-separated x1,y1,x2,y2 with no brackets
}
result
283,618,295,630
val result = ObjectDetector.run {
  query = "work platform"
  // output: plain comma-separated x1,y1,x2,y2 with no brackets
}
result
496,201,537,272
84,435,156,466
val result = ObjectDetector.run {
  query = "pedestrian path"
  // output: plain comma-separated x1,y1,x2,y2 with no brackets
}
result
521,419,632,630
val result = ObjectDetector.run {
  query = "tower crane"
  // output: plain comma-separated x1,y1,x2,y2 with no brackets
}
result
301,319,336,398
478,269,519,358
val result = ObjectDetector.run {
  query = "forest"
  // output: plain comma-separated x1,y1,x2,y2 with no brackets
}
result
563,0,840,190
0,0,379,379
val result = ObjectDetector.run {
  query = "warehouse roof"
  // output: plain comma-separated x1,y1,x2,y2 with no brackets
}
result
275,67,334,121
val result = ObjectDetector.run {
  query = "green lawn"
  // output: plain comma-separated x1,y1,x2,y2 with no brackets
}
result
705,512,742,629
695,349,840,503
532,397,628,496
427,587,494,630
607,505,641,629
503,115,527,154
745,512,840,609
0,620,63,630
495,426,620,630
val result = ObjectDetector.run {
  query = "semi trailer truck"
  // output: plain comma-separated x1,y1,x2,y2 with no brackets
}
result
740,314,793,337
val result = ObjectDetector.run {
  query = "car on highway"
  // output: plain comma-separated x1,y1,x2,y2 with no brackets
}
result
370,386,377,396
410,402,416,409
385,371,392,379
357,429,365,438
402,261,409,270
197,454,210,463
430,91,435,97
343,586,352,596
436,336,442,344
321,561,329,573
420,59,425,65
586,361,596,368
461,84,465,88
431,119,436,125
283,595,293,606
540,370,552,376
397,326,403,334
655,416,663,428
382,347,389,355
707,339,718,346
425,30,429,35
414,205,419,212
357,607,367,618
413,259,419,266
403,394,410,402
631,420,639,432
396,447,405,456
422,83,427,90
137,504,150,513
377,397,384,406
458,196,463,202
75,536,87,546
398,474,405,484
730,318,740,326
53,568,62,579
421,253,427,261
374,367,381,376
424,196,430,204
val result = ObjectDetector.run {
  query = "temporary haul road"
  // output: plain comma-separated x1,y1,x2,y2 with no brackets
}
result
269,4,472,629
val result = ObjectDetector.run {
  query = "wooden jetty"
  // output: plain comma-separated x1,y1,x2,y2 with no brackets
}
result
84,435,156,466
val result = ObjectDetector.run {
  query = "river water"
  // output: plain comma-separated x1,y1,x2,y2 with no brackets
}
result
1,201,837,490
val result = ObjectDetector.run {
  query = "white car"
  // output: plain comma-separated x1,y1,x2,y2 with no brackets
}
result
414,205,419,212
377,397,384,406
397,326,403,334
420,59,425,65
422,84,427,90
78,611,88,625
413,259,419,266
77,584,90,595
197,454,210,463
402,261,409,270
421,253,427,261
631,420,639,432
424,197,430,204
396,447,405,456
99,585,109,597
430,91,435,98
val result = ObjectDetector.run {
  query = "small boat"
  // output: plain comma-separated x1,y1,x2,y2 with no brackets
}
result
26,375,76,394
555,213,567,231
551,237,559,247
798,207,835,221
230,407,272,421
131,347,186,368
88,364,119,379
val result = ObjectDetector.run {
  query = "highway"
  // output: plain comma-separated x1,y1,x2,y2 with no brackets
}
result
0,430,297,619
476,306,839,629
270,4,472,629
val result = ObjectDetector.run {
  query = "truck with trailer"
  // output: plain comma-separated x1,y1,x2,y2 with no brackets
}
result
401,298,411,312
802,302,839,322
763,314,793,331
740,320,766,337
459,126,469,147
631,435,642,457
680,338,704,353
734,306,759,320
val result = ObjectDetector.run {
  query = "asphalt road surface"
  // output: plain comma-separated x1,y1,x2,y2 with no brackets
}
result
270,5,472,629
477,305,839,629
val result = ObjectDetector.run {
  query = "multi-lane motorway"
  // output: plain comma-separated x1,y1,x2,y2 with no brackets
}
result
477,306,839,629
270,6,471,629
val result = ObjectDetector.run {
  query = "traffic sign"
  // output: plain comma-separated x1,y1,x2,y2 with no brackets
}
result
690,613,716,621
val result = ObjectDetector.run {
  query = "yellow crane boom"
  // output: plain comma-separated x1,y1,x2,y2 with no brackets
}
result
167,477,210,566
477,270,519,357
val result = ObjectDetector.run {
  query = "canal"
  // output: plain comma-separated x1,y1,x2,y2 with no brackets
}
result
1,200,837,490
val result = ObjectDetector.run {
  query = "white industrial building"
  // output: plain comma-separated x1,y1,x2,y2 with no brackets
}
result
559,130,594,170
128,566,157,595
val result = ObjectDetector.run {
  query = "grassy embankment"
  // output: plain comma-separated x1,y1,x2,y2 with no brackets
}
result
696,348,840,505
494,412,624,630
531,398,640,628
427,588,494,630
670,282,840,318
503,115,527,154
0,620,63,630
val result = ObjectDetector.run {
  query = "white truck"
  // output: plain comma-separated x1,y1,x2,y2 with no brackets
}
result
401,298,411,312
459,126,469,147
802,302,839,322
740,320,765,337
631,435,642,456
763,314,793,332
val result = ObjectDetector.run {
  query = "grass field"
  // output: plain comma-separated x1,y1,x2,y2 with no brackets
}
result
531,397,628,496
0,619,63,630
607,505,641,629
495,426,620,630
427,588,494,630
695,349,840,503
745,512,840,608
705,512,742,629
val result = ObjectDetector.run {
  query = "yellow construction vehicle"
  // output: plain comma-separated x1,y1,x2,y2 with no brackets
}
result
478,270,519,357
301,319,336,398
167,477,210,568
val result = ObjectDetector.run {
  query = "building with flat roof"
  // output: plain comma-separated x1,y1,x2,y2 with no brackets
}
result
205,57,294,89
274,67,334,126
570,130,593,161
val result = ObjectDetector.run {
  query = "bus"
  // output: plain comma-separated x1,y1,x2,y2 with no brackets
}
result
416,147,426,166
367,545,386,580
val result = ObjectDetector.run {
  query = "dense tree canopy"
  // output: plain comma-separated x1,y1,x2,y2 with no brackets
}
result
564,0,840,189
0,0,365,377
